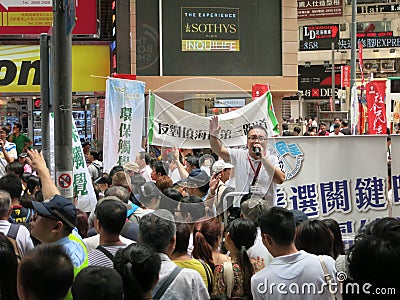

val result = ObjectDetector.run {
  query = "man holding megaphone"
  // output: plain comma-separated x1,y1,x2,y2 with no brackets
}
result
209,116,285,208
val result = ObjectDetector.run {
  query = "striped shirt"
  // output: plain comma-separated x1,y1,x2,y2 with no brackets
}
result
88,244,127,268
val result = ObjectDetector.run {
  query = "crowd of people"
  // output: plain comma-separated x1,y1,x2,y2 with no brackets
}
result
0,117,398,299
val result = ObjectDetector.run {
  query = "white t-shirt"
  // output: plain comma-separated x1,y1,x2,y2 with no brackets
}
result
228,148,280,207
329,132,344,136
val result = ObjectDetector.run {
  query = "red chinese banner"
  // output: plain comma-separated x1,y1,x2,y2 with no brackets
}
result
366,81,387,135
252,84,269,100
341,65,350,88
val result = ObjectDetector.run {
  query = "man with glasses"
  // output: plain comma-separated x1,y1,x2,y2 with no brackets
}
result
209,116,285,208
27,149,88,276
0,126,17,176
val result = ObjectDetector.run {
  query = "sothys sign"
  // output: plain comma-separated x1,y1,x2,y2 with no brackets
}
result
0,0,97,35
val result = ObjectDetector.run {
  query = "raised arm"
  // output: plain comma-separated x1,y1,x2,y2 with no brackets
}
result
26,149,60,200
209,116,230,162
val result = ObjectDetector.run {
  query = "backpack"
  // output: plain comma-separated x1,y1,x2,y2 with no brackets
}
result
6,223,22,263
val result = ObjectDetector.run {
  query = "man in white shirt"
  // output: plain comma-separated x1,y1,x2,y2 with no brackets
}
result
135,151,153,182
139,209,209,300
0,126,17,176
209,116,285,207
251,207,337,300
329,124,344,136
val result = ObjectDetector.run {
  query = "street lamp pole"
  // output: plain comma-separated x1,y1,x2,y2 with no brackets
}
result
331,42,336,111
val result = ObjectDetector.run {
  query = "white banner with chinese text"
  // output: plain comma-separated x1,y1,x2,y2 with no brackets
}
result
271,135,389,248
148,92,279,148
103,78,146,173
49,113,97,212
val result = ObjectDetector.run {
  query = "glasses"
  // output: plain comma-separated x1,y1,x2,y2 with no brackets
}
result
248,135,267,142
32,211,59,222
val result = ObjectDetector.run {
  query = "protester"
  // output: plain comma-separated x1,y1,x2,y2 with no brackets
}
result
251,207,337,300
8,123,32,155
114,242,161,300
212,218,264,299
209,116,285,208
192,217,230,271
0,233,18,300
139,209,209,299
72,266,124,300
17,244,74,300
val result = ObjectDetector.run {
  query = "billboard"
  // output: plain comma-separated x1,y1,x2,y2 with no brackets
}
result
297,0,342,19
0,0,97,35
181,7,240,52
0,45,110,93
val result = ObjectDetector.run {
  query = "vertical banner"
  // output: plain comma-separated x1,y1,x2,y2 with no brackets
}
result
341,65,350,88
71,119,97,212
358,42,365,86
350,85,359,134
366,81,387,135
103,78,146,173
50,113,97,212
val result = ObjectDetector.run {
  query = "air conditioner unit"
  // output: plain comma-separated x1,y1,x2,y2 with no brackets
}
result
356,60,378,73
363,60,379,73
381,60,396,72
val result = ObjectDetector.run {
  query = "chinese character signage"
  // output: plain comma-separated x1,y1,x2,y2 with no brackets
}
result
300,24,339,50
0,0,97,35
103,78,146,173
297,0,343,19
273,135,390,241
341,65,350,88
181,7,240,51
366,81,387,135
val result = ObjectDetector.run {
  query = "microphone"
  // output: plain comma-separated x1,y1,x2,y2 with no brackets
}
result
252,146,261,157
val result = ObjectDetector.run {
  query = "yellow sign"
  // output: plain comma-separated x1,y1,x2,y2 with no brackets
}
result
0,45,110,93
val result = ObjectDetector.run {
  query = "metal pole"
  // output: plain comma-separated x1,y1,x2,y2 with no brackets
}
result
52,0,73,200
331,42,335,111
350,0,357,90
40,34,51,167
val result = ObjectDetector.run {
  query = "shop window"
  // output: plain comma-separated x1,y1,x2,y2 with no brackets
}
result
357,21,391,33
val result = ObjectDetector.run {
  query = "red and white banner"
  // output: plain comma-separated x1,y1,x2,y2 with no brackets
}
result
341,65,350,88
366,81,387,135
0,0,97,35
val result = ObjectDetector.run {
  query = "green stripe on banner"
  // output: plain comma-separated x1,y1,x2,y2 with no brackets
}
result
148,93,155,144
267,91,280,136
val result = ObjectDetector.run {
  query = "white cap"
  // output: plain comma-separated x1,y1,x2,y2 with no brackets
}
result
212,160,234,174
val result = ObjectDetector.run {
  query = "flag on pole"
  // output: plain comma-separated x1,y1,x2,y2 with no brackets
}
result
265,89,280,136
148,92,156,145
350,84,359,135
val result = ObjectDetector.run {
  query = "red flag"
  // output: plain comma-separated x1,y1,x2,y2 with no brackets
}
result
358,42,365,86
341,65,350,88
252,84,269,100
366,81,387,134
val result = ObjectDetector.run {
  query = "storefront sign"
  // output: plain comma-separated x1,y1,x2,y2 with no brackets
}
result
357,4,400,14
298,65,341,100
297,0,342,19
302,35,400,51
0,0,97,35
0,45,110,93
300,24,339,50
181,7,240,51
356,31,393,38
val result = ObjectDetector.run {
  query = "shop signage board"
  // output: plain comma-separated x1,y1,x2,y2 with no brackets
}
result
357,4,400,14
0,0,96,35
300,24,339,50
0,45,110,93
297,0,342,19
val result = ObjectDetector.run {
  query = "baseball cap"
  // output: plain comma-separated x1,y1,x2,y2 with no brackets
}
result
241,197,268,224
123,162,139,173
185,169,210,187
32,195,77,229
212,160,234,174
291,209,309,226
